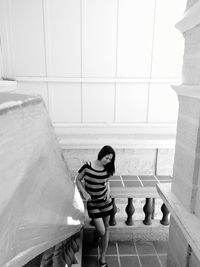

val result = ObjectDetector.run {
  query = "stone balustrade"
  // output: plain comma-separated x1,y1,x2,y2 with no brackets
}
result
22,231,82,267
85,175,171,242
108,197,170,228
109,175,170,228
22,175,172,267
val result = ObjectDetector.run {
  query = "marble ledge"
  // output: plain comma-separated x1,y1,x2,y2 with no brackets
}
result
111,186,159,198
55,123,177,149
157,183,200,262
0,80,17,92
0,92,43,114
58,134,176,149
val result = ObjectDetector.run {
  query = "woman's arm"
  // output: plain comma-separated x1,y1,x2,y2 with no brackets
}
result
75,171,91,201
105,178,111,199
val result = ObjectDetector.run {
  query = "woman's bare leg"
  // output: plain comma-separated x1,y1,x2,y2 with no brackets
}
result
93,218,105,237
93,218,105,248
100,216,110,263
93,216,110,264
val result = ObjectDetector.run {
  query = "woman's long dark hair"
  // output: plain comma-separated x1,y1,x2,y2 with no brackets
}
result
97,145,115,176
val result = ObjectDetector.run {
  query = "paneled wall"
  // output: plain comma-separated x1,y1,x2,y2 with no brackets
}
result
0,0,186,146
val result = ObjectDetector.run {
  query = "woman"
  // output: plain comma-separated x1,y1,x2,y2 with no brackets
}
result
76,145,115,267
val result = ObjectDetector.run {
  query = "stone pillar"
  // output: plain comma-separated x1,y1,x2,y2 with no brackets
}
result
157,1,200,266
172,0,200,219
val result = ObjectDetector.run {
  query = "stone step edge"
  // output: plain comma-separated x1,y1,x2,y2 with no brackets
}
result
84,219,169,242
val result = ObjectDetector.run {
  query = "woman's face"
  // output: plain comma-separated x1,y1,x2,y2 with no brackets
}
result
100,153,113,166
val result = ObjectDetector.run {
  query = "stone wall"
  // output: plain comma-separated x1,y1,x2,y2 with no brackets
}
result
63,148,174,177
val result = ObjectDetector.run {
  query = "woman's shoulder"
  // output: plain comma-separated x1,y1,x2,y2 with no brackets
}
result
78,161,91,173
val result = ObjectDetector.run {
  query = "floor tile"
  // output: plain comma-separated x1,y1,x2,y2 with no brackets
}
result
159,255,167,267
107,241,117,255
156,176,172,181
110,175,121,180
82,256,99,267
82,229,168,267
139,175,156,180
139,255,161,267
122,175,139,180
118,240,136,255
153,241,168,254
142,180,158,187
124,180,141,187
106,256,120,267
136,242,156,255
110,181,123,187
120,256,140,267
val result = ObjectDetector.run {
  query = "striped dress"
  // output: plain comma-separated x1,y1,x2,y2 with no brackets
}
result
78,162,113,219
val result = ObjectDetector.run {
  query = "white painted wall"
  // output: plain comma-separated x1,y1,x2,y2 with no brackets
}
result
0,0,187,145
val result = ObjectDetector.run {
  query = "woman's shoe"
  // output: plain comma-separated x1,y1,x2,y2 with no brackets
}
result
99,259,108,267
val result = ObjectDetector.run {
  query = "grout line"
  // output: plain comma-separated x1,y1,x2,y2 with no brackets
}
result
154,148,158,176
141,179,157,181
137,253,162,257
153,244,165,267
137,175,143,187
112,254,137,257
134,243,142,267
106,254,122,257
154,175,160,183
156,254,165,267
151,243,163,267
86,252,167,257
116,242,122,267
120,175,125,187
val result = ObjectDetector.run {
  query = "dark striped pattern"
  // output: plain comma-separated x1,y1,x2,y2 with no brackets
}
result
78,163,113,219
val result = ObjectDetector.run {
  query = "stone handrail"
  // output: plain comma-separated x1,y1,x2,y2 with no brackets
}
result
108,175,171,227
23,231,82,267
157,183,200,263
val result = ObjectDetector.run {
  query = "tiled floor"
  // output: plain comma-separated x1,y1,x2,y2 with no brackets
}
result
109,175,172,188
82,231,167,267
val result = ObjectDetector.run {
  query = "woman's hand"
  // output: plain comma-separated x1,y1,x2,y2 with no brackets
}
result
105,180,111,201
76,170,91,201
105,191,111,201
82,191,91,201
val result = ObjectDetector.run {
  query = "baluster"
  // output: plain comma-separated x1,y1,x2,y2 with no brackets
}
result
62,240,73,266
151,198,155,219
143,198,153,225
109,198,117,226
71,235,79,253
160,203,170,225
40,247,54,267
66,239,78,264
125,198,135,226
53,243,68,267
